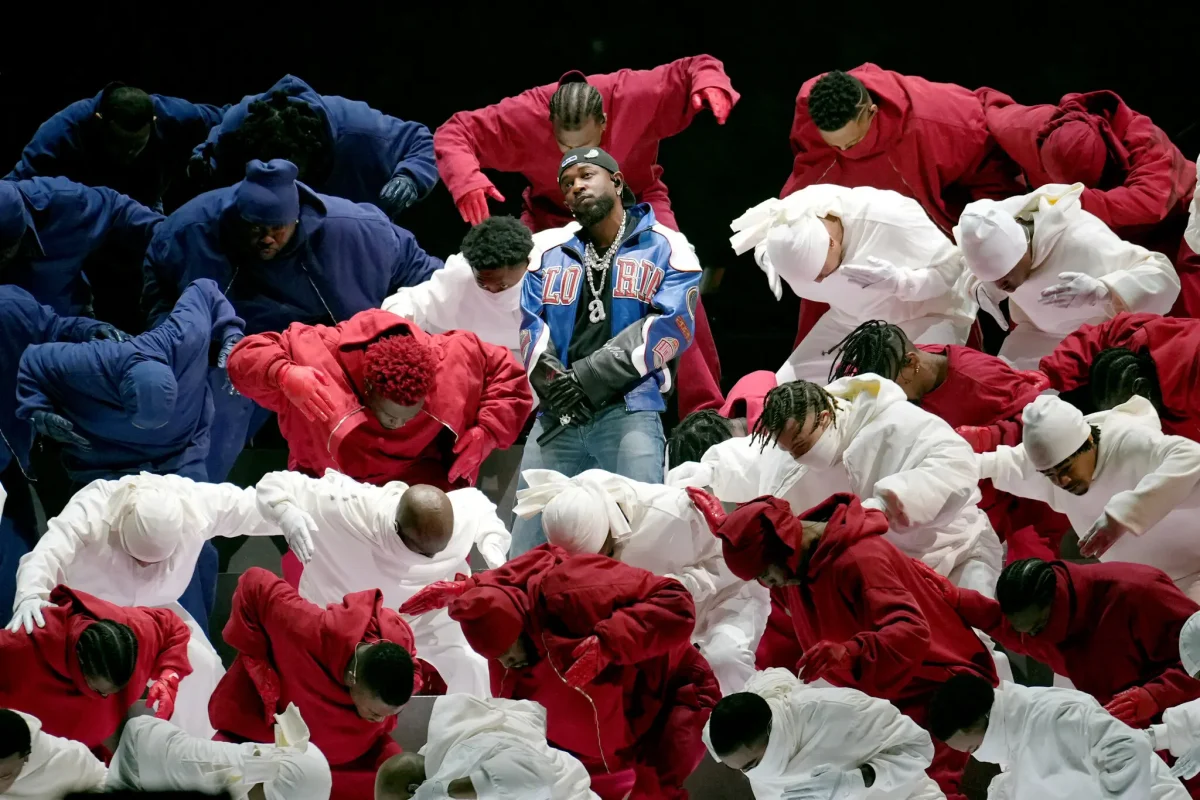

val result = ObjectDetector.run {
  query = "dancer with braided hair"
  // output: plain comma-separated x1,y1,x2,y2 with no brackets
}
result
192,75,437,219
435,59,738,416
227,308,531,491
0,586,191,756
1039,312,1200,442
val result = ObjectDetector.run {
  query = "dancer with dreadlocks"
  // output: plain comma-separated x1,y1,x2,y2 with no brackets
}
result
0,586,191,756
434,59,736,415
1039,312,1200,443
729,183,977,383
192,75,437,219
979,394,1200,602
826,320,1072,558
666,370,777,469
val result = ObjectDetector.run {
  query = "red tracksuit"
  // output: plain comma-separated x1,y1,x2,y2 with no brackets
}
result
782,63,1023,345
0,586,192,754
755,495,997,800
434,57,735,414
717,370,776,431
209,568,418,800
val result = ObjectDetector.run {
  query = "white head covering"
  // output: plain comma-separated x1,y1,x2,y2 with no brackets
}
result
106,475,185,563
957,199,1027,281
763,216,830,286
1021,395,1092,471
241,704,332,800
1180,612,1200,678
515,469,632,554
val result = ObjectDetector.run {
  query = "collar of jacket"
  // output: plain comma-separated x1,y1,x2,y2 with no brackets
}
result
562,203,654,259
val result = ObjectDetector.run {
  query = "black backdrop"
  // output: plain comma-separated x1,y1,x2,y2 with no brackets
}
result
4,5,1198,384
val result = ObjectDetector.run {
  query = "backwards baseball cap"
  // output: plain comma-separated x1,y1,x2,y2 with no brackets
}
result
558,147,636,207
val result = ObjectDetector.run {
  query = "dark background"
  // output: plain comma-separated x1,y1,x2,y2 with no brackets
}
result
4,5,1198,385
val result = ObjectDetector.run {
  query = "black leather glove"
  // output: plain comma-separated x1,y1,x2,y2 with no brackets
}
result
31,411,91,449
572,321,649,407
545,373,595,424
89,323,128,343
378,175,419,220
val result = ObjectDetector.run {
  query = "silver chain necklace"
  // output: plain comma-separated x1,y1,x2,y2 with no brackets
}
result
582,216,626,323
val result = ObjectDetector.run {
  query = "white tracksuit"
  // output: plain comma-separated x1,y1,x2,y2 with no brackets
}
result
12,473,272,738
956,184,1179,369
980,396,1200,601
255,469,511,696
3,711,108,799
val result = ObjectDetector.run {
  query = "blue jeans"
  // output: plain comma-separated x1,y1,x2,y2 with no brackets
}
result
509,406,665,556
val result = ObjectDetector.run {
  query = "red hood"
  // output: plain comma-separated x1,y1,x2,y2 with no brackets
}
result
42,586,135,696
1037,90,1133,181
337,310,432,394
795,63,909,159
719,370,777,431
803,494,891,579
318,586,417,677
689,490,805,581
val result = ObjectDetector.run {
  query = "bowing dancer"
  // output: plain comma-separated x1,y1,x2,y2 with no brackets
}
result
513,467,769,694
144,158,442,482
705,668,942,800
0,586,191,755
1155,614,1200,781
228,309,530,490
729,184,977,383
193,74,437,218
6,472,275,736
956,183,1180,368
979,88,1199,317
1039,312,1200,443
950,558,1200,732
255,467,510,695
930,676,1188,799
435,59,736,414
667,370,778,469
0,709,108,798
374,695,598,800
109,703,331,800
689,491,997,800
979,394,1200,601
209,567,418,800
399,546,720,800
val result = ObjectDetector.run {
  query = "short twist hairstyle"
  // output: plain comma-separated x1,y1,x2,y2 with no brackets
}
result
808,71,868,132
215,91,327,182
364,335,438,405
359,642,415,707
668,410,735,468
461,216,534,272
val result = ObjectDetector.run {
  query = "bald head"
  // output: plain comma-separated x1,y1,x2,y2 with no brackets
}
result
396,485,454,557
375,753,426,800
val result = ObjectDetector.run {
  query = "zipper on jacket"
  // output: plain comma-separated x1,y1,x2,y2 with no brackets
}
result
541,630,612,773
298,261,338,326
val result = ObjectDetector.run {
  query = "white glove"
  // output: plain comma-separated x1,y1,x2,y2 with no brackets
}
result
1038,272,1110,309
976,281,1010,330
840,257,902,291
477,535,509,570
277,505,318,564
7,597,53,634
782,764,867,800
1172,749,1200,780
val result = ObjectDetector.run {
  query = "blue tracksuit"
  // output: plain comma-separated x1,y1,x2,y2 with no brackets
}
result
5,85,227,212
142,182,441,480
0,287,109,623
0,176,163,318
15,278,243,484
195,74,437,206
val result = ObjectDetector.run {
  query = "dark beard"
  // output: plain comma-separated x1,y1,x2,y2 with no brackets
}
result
572,192,615,228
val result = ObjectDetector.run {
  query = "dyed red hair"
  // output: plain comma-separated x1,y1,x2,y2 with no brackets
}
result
363,335,437,404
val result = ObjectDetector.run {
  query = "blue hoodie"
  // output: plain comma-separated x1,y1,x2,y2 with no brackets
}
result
0,286,109,474
0,176,163,317
14,279,243,483
195,74,437,206
5,84,227,212
142,180,441,335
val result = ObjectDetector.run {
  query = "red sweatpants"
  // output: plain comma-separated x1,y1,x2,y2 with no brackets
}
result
677,297,724,416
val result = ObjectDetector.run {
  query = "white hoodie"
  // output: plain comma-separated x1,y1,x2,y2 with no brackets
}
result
3,711,107,799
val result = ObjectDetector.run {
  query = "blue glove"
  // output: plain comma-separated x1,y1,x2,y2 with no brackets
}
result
89,323,128,343
217,333,244,397
378,175,419,219
31,410,90,449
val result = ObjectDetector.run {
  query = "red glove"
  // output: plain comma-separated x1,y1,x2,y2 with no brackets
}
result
448,427,496,486
956,424,999,454
456,185,506,226
244,656,282,724
399,574,471,616
691,87,732,124
564,635,612,688
1104,686,1159,726
686,486,728,534
797,640,852,683
147,670,180,720
278,364,339,423
1026,369,1052,393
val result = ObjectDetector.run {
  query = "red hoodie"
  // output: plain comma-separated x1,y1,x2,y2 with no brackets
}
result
1039,313,1200,443
717,370,776,431
209,568,417,800
956,561,1200,713
0,586,191,751
227,309,532,490
467,548,717,800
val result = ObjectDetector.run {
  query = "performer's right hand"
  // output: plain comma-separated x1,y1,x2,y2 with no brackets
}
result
456,185,506,226
6,597,53,634
30,410,91,449
278,506,318,564
278,365,339,423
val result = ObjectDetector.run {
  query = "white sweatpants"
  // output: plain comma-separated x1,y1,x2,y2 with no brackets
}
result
164,602,223,739
410,608,491,697
777,312,973,384
694,581,771,695
944,527,1013,684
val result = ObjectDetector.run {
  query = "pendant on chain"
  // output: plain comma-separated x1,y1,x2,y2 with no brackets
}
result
588,298,606,323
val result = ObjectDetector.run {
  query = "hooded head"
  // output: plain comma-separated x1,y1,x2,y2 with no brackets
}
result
362,334,437,430
1022,395,1100,495
1180,611,1200,679
448,585,530,664
1039,118,1109,187
264,741,332,800
108,480,185,563
236,158,301,226
688,488,805,586
120,361,177,430
957,200,1030,285
764,214,841,285
541,479,629,557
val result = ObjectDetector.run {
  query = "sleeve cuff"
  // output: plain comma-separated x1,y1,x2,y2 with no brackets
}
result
1150,723,1171,753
